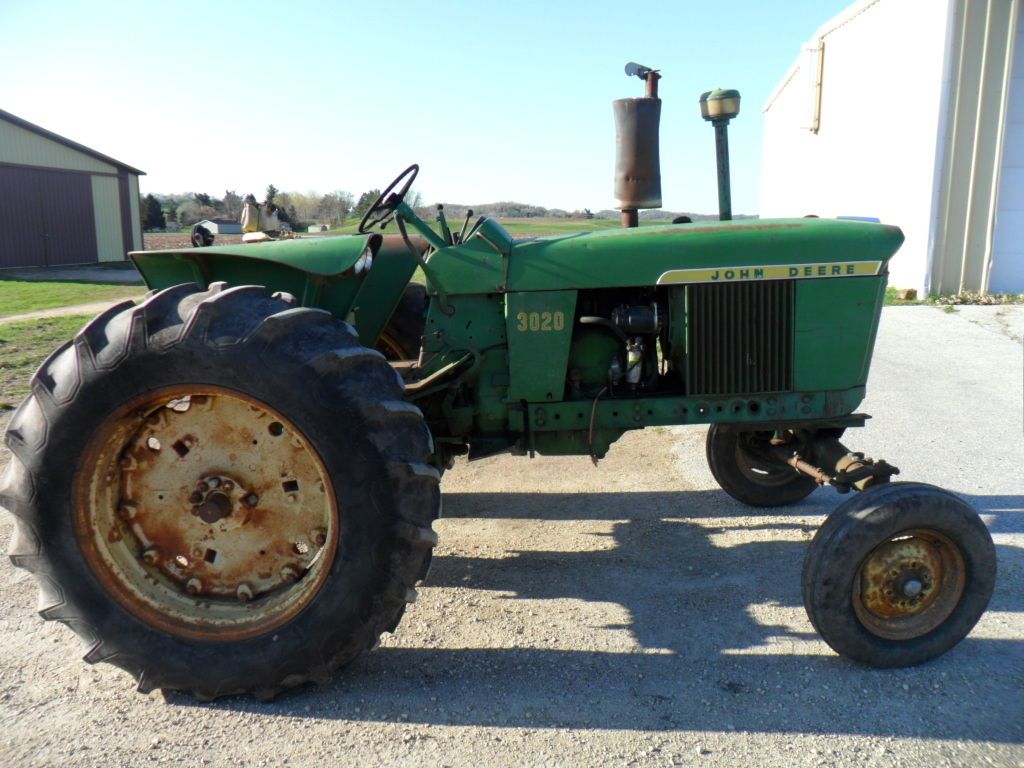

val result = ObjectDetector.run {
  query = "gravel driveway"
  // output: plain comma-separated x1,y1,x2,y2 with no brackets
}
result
0,306,1020,767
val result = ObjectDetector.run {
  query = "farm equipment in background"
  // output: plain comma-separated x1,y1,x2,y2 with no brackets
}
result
0,63,995,700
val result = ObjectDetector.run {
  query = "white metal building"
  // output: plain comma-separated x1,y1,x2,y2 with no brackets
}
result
0,109,144,268
761,0,1021,295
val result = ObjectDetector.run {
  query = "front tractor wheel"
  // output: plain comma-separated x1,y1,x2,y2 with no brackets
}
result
706,425,818,507
0,283,440,699
801,482,995,667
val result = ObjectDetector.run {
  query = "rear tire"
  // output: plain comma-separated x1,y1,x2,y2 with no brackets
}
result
377,284,427,361
706,425,817,507
0,283,439,699
801,482,995,667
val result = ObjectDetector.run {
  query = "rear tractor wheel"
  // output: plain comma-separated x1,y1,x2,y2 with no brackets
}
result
802,482,995,667
376,283,428,361
0,283,440,699
706,425,818,507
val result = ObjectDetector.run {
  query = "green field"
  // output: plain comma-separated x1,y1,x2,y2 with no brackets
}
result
0,280,144,319
0,314,94,408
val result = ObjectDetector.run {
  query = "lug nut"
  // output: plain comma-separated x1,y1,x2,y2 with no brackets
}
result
236,583,253,602
189,491,203,504
280,565,298,583
311,528,327,547
244,494,259,507
197,481,209,493
207,477,220,489
223,480,234,491
141,546,160,565
185,577,203,595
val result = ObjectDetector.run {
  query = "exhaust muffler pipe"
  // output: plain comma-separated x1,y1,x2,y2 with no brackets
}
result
614,62,662,228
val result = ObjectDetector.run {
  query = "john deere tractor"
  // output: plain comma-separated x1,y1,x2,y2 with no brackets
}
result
0,66,995,700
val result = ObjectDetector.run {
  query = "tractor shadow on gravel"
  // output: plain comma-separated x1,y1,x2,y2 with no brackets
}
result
167,489,1023,743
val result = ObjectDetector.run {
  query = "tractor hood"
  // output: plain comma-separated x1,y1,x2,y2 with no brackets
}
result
507,218,905,291
129,233,381,287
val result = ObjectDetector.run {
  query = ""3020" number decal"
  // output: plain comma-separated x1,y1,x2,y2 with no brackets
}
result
516,311,565,332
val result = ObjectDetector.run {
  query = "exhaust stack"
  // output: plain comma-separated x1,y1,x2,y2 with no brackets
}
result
614,62,662,228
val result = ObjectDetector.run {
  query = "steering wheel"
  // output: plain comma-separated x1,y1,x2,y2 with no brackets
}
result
358,164,419,234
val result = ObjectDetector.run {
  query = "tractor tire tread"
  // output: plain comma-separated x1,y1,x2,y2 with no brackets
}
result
0,283,440,700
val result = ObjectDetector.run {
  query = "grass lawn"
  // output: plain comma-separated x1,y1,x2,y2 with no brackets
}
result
0,280,144,319
0,314,94,409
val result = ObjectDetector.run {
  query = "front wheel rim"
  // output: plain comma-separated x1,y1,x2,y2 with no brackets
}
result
852,528,966,641
73,385,338,641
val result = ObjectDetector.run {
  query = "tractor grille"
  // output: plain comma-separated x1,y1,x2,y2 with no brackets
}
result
686,280,793,396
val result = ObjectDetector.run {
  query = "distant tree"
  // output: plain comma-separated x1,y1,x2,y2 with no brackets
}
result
192,192,213,208
353,189,381,219
582,208,594,219
317,191,353,227
142,194,165,230
221,190,243,221
177,201,216,227
264,184,279,211
283,191,320,223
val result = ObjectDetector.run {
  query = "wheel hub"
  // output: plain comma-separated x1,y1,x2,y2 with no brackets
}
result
74,386,338,641
853,529,965,640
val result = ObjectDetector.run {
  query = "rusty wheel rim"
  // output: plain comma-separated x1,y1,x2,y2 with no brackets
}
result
377,332,406,361
852,529,966,641
73,386,338,641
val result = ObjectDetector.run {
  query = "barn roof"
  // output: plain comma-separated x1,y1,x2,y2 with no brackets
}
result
0,108,146,176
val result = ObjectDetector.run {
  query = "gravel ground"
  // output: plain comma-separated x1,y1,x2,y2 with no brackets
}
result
0,306,1020,767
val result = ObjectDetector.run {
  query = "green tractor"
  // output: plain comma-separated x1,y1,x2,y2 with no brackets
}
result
0,68,995,700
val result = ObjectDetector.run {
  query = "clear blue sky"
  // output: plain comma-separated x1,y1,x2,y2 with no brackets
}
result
3,0,851,214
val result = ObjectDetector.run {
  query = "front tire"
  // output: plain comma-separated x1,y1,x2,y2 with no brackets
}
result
706,425,818,507
0,283,439,699
801,482,995,667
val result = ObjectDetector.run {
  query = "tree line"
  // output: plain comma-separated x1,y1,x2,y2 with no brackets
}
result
141,188,745,232
140,186,394,232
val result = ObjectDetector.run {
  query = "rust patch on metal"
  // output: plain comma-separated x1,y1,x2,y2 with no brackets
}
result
853,529,966,641
73,385,338,642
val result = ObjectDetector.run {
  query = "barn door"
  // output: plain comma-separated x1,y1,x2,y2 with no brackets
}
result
0,164,98,268
0,165,47,268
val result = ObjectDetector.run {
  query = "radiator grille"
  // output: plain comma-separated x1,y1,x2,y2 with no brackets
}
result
686,280,793,396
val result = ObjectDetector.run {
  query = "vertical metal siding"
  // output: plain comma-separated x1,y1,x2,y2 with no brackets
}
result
0,165,47,268
117,172,133,256
0,120,116,175
127,174,143,251
91,175,125,262
39,170,98,265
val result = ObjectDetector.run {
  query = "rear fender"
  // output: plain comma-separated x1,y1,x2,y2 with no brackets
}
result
129,234,420,346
